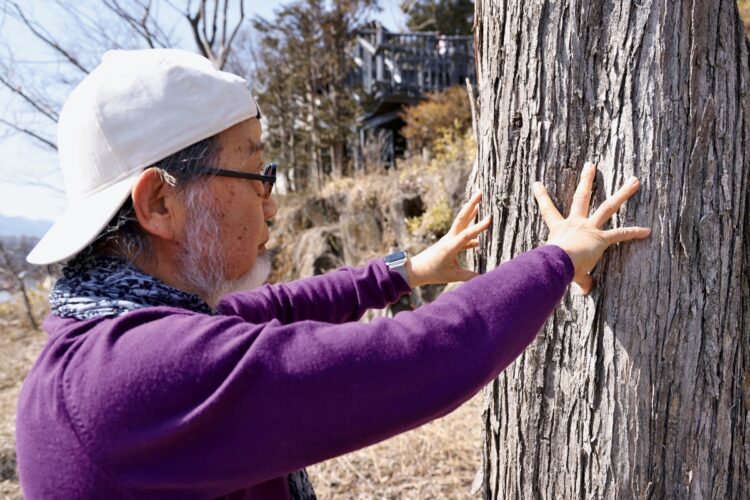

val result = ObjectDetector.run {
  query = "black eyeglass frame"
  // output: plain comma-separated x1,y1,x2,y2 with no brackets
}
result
196,163,277,199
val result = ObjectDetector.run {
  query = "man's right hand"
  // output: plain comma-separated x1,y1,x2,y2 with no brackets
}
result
532,162,651,294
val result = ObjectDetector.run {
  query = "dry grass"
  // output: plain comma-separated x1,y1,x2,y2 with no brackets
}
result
308,395,482,499
0,295,47,500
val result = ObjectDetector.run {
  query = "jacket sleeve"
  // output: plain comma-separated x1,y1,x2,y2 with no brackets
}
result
64,245,573,496
215,259,412,324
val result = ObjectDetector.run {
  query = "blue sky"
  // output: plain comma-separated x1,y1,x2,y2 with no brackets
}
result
0,0,406,222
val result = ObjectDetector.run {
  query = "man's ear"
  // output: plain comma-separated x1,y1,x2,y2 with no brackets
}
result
131,168,180,241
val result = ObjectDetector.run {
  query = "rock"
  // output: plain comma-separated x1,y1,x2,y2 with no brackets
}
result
339,211,382,264
443,161,471,208
292,225,344,278
291,196,341,231
389,193,425,248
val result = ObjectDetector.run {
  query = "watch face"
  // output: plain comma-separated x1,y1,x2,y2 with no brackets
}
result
385,251,407,264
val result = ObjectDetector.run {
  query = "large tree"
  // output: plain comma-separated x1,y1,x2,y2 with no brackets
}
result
471,1,749,498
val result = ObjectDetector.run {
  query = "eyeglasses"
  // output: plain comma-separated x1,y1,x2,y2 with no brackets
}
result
197,163,277,199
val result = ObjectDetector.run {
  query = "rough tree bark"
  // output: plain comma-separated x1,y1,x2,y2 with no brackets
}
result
471,1,750,498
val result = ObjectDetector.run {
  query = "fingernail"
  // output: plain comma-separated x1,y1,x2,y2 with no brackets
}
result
532,182,541,193
629,176,639,185
585,162,596,172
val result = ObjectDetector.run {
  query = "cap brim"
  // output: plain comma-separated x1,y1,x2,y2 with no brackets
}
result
27,172,142,265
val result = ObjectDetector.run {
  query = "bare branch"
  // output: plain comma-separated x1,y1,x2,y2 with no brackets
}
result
141,0,154,47
101,0,173,49
8,1,91,74
134,0,174,47
209,0,218,48
220,0,245,68
221,0,228,47
0,117,57,150
201,1,210,53
51,0,125,50
106,0,155,48
185,0,211,60
0,72,59,123
182,0,246,69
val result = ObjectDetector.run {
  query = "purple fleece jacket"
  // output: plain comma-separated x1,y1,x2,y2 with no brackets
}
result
15,245,573,499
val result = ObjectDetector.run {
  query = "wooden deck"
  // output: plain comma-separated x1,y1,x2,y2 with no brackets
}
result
352,24,475,170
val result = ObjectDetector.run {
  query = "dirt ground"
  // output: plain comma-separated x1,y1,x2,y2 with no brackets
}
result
0,296,482,499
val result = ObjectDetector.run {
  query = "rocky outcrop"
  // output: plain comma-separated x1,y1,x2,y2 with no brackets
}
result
292,225,344,278
267,156,473,312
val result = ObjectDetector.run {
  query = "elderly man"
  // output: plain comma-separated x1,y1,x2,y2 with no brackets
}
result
17,49,650,498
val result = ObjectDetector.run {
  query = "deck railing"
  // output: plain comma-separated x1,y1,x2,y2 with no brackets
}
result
353,26,475,98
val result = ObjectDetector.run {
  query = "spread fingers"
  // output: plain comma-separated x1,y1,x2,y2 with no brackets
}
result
457,215,492,248
591,176,641,228
603,226,652,244
451,191,483,234
532,182,564,227
570,162,597,218
461,238,480,250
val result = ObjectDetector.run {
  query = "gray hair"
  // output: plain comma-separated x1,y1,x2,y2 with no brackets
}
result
81,135,220,262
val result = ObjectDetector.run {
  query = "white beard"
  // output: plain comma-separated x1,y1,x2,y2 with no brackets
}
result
212,249,272,303
174,185,272,308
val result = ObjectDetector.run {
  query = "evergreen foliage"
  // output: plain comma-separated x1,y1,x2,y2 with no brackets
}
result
251,0,378,191
401,0,474,35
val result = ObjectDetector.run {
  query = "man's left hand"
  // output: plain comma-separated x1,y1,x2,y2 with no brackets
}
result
406,192,491,288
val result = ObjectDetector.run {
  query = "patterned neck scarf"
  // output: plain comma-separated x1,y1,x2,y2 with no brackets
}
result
49,254,317,499
49,254,213,319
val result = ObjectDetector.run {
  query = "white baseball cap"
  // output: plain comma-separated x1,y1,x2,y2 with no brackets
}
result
26,48,259,265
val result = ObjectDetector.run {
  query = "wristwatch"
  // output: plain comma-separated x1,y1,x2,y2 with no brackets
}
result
384,250,409,284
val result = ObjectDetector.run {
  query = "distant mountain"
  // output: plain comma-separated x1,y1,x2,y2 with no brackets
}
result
0,215,53,237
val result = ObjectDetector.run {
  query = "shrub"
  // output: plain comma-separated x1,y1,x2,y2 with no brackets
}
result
427,127,476,173
401,86,473,154
406,194,453,240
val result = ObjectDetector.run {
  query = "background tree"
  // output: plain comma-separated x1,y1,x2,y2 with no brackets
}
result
400,0,473,35
471,1,749,498
0,237,43,329
248,9,312,191
251,0,376,190
318,0,374,178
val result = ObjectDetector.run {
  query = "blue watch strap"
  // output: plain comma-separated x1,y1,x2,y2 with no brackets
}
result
384,251,409,284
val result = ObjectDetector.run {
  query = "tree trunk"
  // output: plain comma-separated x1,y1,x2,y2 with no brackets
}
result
0,241,38,330
331,141,347,178
472,1,750,498
15,273,38,331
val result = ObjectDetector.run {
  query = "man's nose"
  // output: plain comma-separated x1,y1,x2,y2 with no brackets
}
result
263,195,277,220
